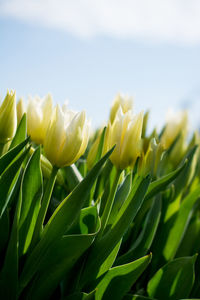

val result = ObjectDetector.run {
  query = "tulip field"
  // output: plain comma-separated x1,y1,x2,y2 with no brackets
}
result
1,90,200,300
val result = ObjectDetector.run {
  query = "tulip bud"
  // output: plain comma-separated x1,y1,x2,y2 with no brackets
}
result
139,138,164,177
109,93,133,124
44,105,90,168
105,107,143,170
0,90,17,144
27,93,53,145
161,110,188,149
17,97,25,125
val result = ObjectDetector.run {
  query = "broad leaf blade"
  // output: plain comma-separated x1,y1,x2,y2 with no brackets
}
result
146,162,186,200
162,184,200,260
19,147,114,291
24,207,100,300
0,181,23,299
19,147,43,256
147,255,197,300
0,137,29,175
0,146,30,217
10,113,27,149
79,175,151,289
96,254,152,300
107,173,132,228
117,196,161,265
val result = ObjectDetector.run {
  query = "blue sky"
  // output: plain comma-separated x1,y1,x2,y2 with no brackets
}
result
1,0,200,130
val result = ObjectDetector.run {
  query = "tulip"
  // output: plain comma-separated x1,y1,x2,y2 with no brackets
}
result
105,107,143,170
160,110,188,166
27,94,53,144
160,110,188,149
44,105,90,168
109,93,133,124
17,97,26,125
139,138,164,177
0,90,17,144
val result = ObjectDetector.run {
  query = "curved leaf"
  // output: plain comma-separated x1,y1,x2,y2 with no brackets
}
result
19,147,114,292
79,175,151,289
18,147,43,256
147,255,197,300
107,173,132,228
117,197,161,265
162,185,200,260
0,137,29,175
146,162,186,201
0,146,30,217
10,113,27,149
95,254,152,300
24,207,101,300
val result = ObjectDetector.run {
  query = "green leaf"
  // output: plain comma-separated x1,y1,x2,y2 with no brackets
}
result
117,196,161,265
23,207,101,300
97,239,122,278
123,295,155,300
0,177,23,299
147,255,197,300
18,147,43,256
98,160,114,214
43,147,114,240
95,254,152,300
107,173,132,228
176,214,200,257
174,145,198,196
133,162,186,238
0,214,18,299
162,184,200,260
0,137,29,175
88,127,107,204
79,175,151,289
0,208,9,254
10,113,27,149
0,146,30,217
65,291,95,300
146,162,186,201
96,127,107,162
19,147,114,292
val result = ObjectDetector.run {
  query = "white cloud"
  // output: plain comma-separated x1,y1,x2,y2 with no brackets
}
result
1,0,200,44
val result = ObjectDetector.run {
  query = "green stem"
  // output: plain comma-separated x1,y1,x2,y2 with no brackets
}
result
31,165,58,246
29,147,65,187
98,168,122,239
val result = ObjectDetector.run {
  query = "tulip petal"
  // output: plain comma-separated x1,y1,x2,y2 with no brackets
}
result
44,105,65,166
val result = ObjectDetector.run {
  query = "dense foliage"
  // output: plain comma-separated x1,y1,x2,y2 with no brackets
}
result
0,91,200,300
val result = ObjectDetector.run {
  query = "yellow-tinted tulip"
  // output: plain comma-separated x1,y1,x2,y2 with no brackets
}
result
17,97,25,125
105,107,143,170
160,110,188,166
44,105,90,168
161,110,188,149
109,93,133,124
0,90,17,143
27,94,53,144
139,139,164,177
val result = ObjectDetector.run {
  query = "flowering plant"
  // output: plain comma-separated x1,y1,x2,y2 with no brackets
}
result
0,91,200,300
